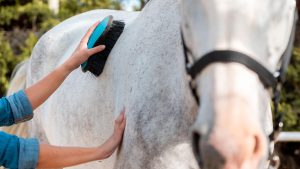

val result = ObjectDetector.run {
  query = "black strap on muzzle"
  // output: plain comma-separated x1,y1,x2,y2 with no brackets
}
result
188,50,277,88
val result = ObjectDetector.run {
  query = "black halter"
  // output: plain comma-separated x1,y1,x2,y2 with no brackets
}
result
181,10,297,168
188,50,277,87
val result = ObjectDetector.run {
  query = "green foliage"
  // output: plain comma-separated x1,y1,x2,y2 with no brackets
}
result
40,18,60,33
0,31,36,96
18,32,38,59
0,32,14,95
0,0,122,31
18,1,54,30
280,48,300,131
0,5,19,26
0,1,54,30
0,0,122,97
58,0,121,20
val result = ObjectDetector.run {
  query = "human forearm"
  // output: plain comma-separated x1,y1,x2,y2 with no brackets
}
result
24,21,105,110
25,63,72,110
36,109,125,168
37,144,104,168
37,110,126,168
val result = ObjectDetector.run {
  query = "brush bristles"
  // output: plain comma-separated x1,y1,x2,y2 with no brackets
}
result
86,20,125,76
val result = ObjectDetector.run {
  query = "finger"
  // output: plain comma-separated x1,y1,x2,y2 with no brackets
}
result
81,21,101,44
121,108,126,123
87,45,105,56
121,107,126,115
119,113,126,129
115,110,125,124
121,116,126,129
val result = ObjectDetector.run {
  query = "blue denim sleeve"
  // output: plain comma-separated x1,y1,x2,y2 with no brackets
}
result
0,96,14,126
0,90,33,126
18,137,39,169
0,132,39,169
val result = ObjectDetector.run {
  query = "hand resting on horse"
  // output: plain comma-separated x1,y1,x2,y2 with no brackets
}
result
38,109,126,168
0,21,126,169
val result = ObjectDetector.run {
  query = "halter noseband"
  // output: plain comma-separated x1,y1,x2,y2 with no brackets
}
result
187,50,277,88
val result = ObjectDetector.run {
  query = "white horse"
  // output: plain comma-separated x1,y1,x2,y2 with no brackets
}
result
180,0,296,168
7,0,297,168
18,0,198,169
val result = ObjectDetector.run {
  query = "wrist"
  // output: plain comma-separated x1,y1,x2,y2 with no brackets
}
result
53,64,72,80
61,61,75,74
94,145,107,160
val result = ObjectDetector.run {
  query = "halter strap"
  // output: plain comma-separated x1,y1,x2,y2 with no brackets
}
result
187,50,277,89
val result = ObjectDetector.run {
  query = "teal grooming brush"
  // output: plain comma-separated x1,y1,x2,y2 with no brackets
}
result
81,15,125,76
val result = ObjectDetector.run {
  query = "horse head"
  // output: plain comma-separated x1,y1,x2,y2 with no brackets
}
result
180,0,297,168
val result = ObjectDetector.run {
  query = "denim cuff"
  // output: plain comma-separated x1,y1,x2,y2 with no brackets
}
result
18,138,39,169
6,90,34,124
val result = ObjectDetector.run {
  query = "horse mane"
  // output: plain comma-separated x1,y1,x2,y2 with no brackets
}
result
6,60,28,96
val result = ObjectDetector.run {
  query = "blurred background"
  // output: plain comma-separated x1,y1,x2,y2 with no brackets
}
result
0,0,300,168
0,0,147,97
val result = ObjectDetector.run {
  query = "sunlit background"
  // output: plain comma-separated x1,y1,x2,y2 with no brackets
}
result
122,0,140,11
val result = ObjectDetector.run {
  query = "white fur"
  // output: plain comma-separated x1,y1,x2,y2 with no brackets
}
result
26,1,199,169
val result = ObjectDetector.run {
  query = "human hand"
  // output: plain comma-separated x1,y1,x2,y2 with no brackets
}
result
63,21,106,71
98,108,126,159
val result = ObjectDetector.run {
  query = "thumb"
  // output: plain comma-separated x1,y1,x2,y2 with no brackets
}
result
87,45,105,56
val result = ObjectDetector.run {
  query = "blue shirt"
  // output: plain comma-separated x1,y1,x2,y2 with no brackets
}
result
0,90,39,169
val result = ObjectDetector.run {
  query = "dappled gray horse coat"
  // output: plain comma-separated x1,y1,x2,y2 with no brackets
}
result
25,0,199,169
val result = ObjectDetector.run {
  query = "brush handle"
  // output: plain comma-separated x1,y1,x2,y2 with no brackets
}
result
81,16,113,72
